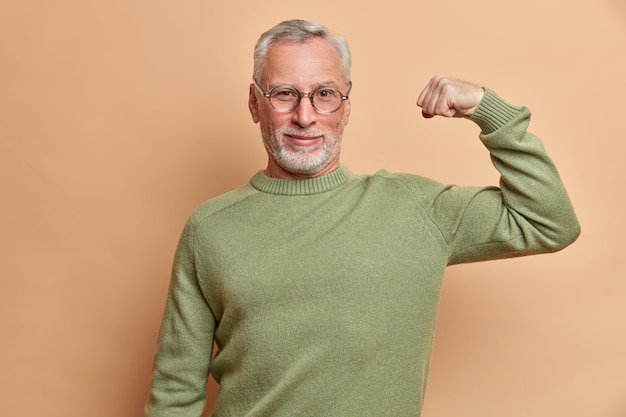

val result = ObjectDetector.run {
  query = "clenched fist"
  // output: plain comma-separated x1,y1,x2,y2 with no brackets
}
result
417,75,485,118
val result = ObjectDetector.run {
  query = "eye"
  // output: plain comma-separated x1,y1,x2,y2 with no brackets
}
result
315,89,339,100
271,88,298,100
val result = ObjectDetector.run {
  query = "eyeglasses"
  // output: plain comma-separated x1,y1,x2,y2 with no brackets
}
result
254,81,351,114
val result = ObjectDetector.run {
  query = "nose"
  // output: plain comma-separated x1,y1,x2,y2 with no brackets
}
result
291,95,317,128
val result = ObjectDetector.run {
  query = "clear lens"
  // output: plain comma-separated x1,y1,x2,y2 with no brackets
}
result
313,89,342,112
269,88,300,111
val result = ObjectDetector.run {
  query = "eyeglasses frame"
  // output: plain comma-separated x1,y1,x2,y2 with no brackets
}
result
253,80,352,114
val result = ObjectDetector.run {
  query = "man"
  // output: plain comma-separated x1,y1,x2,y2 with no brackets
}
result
146,19,580,417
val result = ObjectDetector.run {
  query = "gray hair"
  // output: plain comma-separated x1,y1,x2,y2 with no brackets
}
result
253,19,352,85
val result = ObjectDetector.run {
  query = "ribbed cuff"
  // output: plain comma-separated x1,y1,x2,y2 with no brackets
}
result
468,88,524,134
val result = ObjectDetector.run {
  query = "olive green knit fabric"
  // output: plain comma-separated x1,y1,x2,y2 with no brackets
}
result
146,89,579,417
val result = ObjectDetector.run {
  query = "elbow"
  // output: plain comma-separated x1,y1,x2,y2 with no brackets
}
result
565,216,582,247
543,214,581,252
555,221,581,251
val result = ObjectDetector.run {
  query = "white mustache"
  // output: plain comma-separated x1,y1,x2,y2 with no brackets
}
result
279,128,325,138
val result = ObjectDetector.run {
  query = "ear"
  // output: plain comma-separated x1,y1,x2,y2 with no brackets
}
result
343,99,351,125
248,84,260,123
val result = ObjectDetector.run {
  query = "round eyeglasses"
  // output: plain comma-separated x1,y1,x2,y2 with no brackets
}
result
254,81,351,114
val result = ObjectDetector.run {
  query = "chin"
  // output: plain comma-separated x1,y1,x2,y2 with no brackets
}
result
277,152,328,174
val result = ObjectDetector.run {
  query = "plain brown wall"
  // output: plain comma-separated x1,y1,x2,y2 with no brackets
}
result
1,1,625,416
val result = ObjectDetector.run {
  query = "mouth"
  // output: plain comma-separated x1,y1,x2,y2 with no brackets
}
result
285,134,323,147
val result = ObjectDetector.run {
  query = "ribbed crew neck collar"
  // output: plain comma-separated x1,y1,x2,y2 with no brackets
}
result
250,166,352,196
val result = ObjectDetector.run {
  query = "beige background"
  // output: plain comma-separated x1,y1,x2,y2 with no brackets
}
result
1,0,625,416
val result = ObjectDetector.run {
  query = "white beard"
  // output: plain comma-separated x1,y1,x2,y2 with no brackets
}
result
262,127,344,175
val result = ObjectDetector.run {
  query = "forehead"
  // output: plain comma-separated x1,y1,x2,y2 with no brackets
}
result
262,38,344,88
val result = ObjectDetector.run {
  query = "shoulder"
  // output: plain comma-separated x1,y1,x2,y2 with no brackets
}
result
356,169,495,216
185,182,259,230
358,169,449,197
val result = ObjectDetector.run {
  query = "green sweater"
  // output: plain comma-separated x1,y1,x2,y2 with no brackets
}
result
146,89,580,417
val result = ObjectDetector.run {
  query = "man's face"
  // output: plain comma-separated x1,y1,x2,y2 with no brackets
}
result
248,37,351,179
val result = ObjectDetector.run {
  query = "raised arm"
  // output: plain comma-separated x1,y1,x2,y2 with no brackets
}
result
415,75,580,264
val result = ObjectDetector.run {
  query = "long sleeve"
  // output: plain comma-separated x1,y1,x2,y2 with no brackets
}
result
145,219,217,417
423,88,580,264
142,88,581,417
